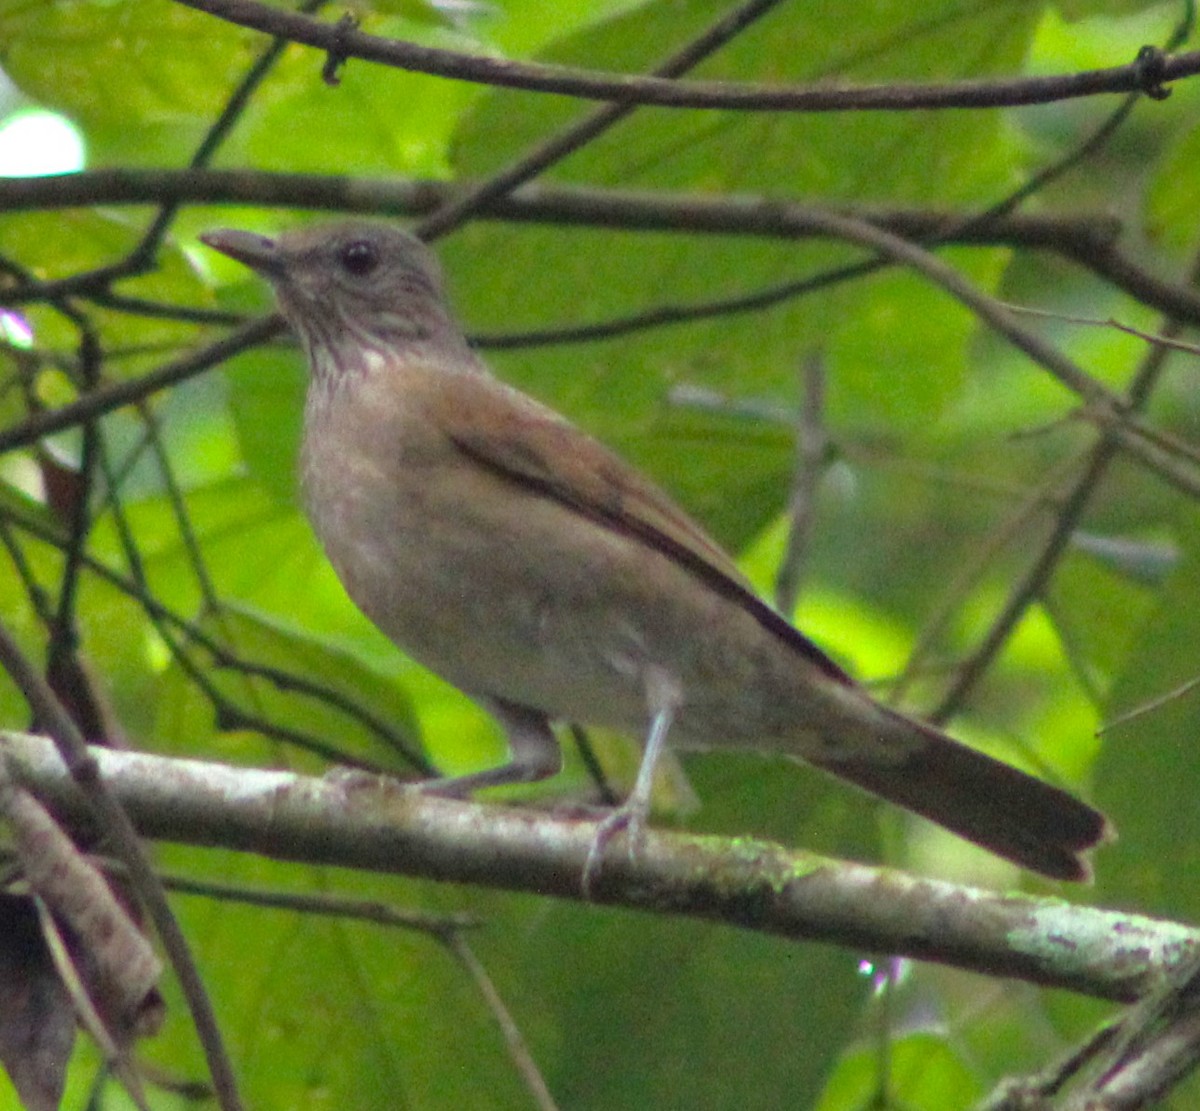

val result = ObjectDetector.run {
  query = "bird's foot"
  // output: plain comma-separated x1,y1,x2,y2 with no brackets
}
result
581,803,647,898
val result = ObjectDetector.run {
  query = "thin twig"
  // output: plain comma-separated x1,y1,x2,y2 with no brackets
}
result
888,456,1082,708
12,170,1198,327
417,0,788,240
43,318,102,725
0,518,55,626
976,1022,1120,1109
774,352,828,616
6,0,324,305
0,171,1123,250
0,499,430,770
1061,949,1200,1108
1099,675,1200,735
128,0,328,266
1005,301,1200,358
0,314,282,455
933,241,1200,722
0,625,245,1111
4,175,1199,327
16,442,399,773
174,0,1200,112
709,206,1200,500
161,873,478,936
444,934,559,1111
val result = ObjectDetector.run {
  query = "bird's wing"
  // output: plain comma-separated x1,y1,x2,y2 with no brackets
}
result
423,369,853,685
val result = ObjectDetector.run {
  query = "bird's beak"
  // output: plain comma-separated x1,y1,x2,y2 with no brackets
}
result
200,229,285,278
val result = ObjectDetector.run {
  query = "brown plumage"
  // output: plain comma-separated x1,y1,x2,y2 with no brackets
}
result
201,221,1112,882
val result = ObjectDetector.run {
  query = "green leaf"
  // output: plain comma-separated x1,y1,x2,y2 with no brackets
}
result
489,895,870,1109
817,1031,980,1111
145,851,537,1110
1095,506,1200,916
224,345,308,503
0,0,250,164
1046,543,1159,698
187,604,423,770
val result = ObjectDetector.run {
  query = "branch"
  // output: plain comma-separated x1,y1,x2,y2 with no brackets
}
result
934,233,1200,720
174,0,1199,111
0,314,281,455
6,171,1197,324
0,171,1114,246
3,731,1194,1003
414,0,787,240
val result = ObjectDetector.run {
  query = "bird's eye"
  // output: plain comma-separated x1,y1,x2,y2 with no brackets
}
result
338,240,379,276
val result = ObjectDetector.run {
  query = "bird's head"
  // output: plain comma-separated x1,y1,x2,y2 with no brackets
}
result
201,221,471,387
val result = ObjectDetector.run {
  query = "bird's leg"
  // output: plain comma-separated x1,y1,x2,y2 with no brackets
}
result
582,666,683,895
420,697,562,797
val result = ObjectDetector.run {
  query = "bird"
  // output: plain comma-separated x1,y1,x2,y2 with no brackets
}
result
200,220,1111,885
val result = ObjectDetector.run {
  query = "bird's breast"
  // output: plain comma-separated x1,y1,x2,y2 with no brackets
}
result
298,376,650,727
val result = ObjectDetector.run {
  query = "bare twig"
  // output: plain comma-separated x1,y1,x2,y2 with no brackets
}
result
0,629,244,1111
444,935,559,1111
0,314,283,455
1005,301,1200,357
708,207,1200,503
87,441,391,772
889,457,1081,709
0,499,430,771
163,875,557,1105
1099,674,1200,735
932,240,1200,721
127,0,327,266
6,173,1200,324
174,0,1200,111
416,0,788,239
774,352,828,616
162,874,477,935
0,171,1122,250
977,1023,1120,1109
4,0,323,304
1039,951,1200,1108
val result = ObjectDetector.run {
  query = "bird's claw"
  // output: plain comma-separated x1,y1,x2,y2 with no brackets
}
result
581,805,645,898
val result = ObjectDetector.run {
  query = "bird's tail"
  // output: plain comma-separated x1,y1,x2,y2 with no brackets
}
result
809,709,1111,881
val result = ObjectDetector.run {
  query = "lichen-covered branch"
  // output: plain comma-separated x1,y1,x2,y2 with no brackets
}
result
3,730,1192,1003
